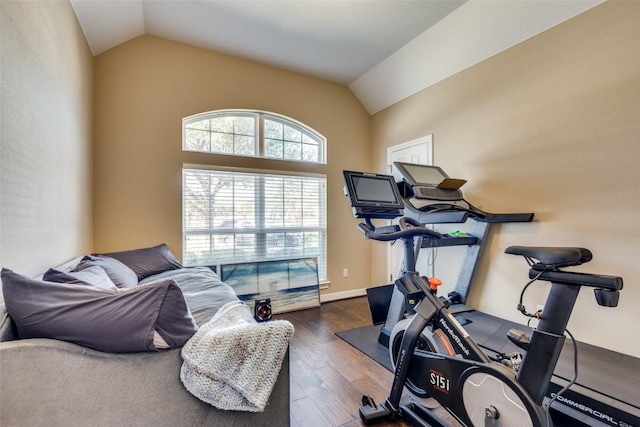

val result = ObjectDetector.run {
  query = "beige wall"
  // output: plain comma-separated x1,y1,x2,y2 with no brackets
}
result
0,0,93,291
93,35,372,296
371,1,640,357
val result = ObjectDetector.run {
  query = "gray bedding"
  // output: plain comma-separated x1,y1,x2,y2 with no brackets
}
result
140,267,239,326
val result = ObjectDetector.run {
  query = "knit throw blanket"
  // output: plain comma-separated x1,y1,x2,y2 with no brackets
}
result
180,300,294,412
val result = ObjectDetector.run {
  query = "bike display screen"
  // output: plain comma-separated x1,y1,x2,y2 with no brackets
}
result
343,170,404,219
352,176,399,203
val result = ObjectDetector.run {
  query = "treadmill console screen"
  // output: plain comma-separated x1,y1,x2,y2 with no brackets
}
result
393,162,466,201
394,163,449,186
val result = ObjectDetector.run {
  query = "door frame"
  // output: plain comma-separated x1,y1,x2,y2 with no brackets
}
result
386,135,433,174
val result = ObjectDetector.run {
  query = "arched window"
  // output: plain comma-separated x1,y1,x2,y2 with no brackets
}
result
182,110,327,281
183,110,325,164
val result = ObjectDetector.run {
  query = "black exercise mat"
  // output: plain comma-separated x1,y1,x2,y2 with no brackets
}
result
333,311,510,373
335,324,393,371
334,310,517,372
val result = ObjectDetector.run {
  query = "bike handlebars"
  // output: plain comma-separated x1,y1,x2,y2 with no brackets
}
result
358,216,443,242
506,245,623,291
529,268,623,291
506,245,623,308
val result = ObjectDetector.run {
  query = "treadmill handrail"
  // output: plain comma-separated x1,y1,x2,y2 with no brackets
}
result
403,197,534,224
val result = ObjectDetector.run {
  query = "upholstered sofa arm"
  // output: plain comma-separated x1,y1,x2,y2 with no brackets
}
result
0,338,290,426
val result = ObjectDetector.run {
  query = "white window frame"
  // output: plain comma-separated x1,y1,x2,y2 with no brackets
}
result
182,109,326,164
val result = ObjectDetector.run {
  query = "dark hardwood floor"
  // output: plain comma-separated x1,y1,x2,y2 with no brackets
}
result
278,296,410,427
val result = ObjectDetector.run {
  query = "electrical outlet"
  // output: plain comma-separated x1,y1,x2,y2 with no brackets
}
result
343,268,349,278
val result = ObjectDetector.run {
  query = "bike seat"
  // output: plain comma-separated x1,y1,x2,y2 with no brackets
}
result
505,246,592,269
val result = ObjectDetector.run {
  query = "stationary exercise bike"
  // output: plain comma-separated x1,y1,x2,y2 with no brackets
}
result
342,170,624,427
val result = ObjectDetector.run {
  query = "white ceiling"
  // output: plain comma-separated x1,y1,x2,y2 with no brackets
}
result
70,0,604,114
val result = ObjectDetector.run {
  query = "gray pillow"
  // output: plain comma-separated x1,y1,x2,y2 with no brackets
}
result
97,243,183,281
73,255,138,288
1,268,198,352
43,265,117,290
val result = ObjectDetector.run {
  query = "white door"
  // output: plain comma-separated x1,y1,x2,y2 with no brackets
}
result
386,135,433,282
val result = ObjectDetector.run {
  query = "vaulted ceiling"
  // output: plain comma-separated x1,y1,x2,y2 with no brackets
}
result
70,0,604,114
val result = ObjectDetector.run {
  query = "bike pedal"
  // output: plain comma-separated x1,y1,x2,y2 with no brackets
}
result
362,394,376,408
508,328,531,351
359,397,392,424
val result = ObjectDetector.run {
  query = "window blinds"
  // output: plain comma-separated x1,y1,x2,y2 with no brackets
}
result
183,167,327,281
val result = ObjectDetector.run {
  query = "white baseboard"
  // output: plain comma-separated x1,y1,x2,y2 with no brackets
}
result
320,288,367,303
